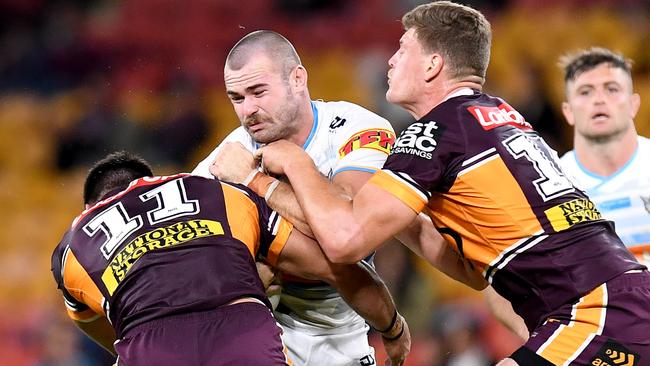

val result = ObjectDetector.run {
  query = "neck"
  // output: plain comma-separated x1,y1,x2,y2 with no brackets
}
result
573,129,638,176
288,99,315,147
410,77,483,120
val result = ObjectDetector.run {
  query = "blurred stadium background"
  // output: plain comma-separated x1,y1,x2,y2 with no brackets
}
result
0,0,648,365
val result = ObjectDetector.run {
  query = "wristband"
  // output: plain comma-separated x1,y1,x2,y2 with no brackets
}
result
374,310,398,333
381,322,405,341
246,171,279,198
264,180,281,201
242,170,260,186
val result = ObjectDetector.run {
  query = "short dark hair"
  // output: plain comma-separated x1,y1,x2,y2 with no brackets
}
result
402,1,492,80
226,30,301,79
560,47,633,84
83,151,153,205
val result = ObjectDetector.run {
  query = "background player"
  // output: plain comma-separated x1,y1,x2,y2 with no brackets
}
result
51,151,409,365
255,2,650,365
193,30,409,365
559,47,650,264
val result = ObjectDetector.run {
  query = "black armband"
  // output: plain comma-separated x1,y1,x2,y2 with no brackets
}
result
381,322,405,341
374,309,398,333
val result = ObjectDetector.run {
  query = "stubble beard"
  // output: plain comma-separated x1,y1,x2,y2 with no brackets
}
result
582,120,630,145
250,95,301,144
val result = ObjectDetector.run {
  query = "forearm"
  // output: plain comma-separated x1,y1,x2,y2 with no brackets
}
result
74,317,117,356
265,181,313,238
283,159,367,261
396,214,487,290
484,286,529,341
330,261,399,333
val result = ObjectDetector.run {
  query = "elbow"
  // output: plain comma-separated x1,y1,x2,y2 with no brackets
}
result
317,228,368,264
326,245,365,264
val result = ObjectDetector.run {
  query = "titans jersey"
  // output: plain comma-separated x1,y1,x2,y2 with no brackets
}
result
368,89,643,330
194,100,394,180
51,174,292,337
560,136,650,262
194,100,394,327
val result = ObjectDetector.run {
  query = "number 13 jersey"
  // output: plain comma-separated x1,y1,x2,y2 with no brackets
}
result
368,88,644,330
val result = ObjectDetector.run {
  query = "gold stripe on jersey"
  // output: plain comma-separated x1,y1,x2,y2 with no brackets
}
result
265,218,293,266
101,219,225,295
63,249,106,321
221,182,261,256
536,284,607,365
367,170,427,213
544,198,602,232
428,156,544,273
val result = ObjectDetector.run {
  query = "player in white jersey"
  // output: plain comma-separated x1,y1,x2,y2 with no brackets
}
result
192,30,410,366
558,48,650,265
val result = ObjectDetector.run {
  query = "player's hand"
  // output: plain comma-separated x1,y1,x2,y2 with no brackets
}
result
381,315,411,366
256,261,278,289
210,142,257,183
256,140,310,176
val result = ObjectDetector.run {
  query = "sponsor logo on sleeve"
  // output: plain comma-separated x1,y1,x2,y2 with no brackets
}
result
338,128,395,157
391,121,444,160
467,102,533,131
590,339,638,366
101,219,224,294
544,198,602,232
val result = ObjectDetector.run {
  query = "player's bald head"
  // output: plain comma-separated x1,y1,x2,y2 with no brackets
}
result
226,30,301,79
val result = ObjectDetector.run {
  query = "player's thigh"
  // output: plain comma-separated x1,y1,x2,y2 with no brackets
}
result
278,314,375,366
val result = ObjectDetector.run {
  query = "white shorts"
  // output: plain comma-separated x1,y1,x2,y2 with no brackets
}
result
275,294,376,366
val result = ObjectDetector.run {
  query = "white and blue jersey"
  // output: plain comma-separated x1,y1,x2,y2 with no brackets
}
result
194,100,395,366
560,135,650,263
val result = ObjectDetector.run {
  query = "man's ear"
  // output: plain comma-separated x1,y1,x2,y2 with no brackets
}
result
292,65,308,92
424,54,443,82
561,101,575,127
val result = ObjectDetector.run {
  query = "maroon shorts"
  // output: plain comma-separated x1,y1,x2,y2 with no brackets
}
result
115,302,289,366
515,270,650,365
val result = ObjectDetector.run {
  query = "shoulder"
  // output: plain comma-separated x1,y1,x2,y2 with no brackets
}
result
558,150,578,170
315,100,392,131
51,230,73,286
638,135,650,149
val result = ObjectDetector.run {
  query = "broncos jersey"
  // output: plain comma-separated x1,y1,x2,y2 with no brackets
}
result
51,174,292,337
560,136,650,262
368,88,644,330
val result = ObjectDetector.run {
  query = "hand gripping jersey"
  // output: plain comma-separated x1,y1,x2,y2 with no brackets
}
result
194,100,395,325
560,136,650,263
51,174,292,338
368,89,644,330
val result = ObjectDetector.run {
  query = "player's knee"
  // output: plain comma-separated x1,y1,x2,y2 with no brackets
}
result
495,358,519,366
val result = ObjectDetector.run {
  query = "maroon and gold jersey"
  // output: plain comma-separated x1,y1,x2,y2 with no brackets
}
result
369,89,644,329
51,174,292,337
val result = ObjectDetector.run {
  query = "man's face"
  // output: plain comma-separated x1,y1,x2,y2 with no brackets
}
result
563,63,640,142
386,28,429,107
225,54,301,144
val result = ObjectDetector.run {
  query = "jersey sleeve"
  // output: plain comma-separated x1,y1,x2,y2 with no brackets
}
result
330,102,396,176
369,119,463,212
246,191,294,267
51,231,100,322
192,127,256,178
